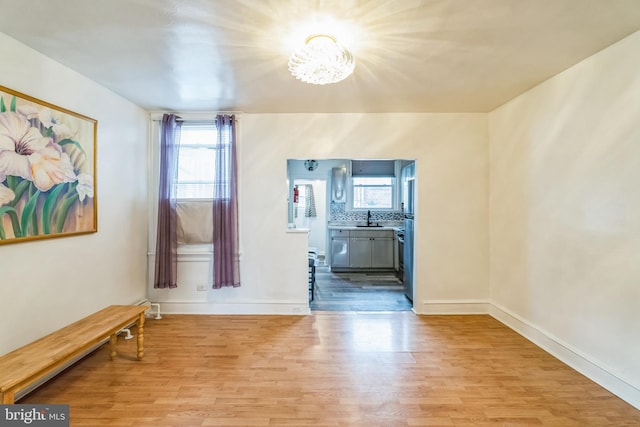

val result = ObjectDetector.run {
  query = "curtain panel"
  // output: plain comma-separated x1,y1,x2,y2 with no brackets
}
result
304,184,317,217
153,114,182,288
212,115,240,288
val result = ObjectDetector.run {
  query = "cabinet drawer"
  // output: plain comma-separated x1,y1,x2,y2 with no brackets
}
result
349,230,394,239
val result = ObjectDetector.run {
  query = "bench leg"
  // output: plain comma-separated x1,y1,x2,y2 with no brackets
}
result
1,390,15,404
137,313,145,360
109,333,117,360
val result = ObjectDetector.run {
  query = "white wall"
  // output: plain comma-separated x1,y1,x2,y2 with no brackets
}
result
0,33,148,354
489,31,640,406
150,113,490,315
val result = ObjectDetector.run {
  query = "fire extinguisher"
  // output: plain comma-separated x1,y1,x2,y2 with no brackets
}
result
293,186,299,203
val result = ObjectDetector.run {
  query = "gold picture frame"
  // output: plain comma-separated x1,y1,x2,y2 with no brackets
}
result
0,85,97,244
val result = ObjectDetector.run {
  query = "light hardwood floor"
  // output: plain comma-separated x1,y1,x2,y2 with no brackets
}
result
20,313,640,426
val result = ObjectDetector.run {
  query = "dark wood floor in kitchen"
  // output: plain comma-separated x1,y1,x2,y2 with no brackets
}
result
310,260,413,311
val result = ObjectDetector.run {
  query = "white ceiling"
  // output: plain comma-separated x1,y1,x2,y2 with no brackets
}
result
1,0,640,113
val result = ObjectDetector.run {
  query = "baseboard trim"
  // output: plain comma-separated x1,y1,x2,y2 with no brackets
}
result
419,300,490,315
155,301,311,315
489,303,640,410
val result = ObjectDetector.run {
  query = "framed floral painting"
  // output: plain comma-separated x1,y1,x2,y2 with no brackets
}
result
0,86,97,244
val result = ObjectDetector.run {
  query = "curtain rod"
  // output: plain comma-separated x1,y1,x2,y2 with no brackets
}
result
148,111,242,121
149,117,241,123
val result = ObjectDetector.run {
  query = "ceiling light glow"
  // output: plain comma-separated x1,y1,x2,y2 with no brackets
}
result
288,34,356,85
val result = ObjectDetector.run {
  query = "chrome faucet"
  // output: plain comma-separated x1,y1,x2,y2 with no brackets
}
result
367,210,372,226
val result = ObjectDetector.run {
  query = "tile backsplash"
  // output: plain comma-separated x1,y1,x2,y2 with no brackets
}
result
329,202,403,224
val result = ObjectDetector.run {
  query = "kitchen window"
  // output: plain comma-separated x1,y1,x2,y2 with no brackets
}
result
349,160,398,210
351,177,395,209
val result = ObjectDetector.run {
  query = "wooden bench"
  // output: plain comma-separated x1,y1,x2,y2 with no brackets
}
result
0,304,147,404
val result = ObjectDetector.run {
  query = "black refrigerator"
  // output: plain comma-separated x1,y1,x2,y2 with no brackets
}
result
401,163,415,302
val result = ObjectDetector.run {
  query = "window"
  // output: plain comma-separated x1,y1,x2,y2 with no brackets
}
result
176,124,217,199
351,176,395,209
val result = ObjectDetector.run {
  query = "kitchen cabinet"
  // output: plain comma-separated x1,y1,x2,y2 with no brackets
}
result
348,230,395,269
372,235,394,268
331,228,395,270
349,236,372,268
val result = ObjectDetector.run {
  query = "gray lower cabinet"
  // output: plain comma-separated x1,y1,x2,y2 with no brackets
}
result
330,229,394,269
372,236,394,268
349,237,372,268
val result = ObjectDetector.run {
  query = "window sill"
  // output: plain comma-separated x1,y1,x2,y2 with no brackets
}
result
148,245,212,263
177,243,213,254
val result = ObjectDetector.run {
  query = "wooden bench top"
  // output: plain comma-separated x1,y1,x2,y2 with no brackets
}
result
0,305,147,394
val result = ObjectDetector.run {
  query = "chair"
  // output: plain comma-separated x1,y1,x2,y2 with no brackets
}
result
308,248,318,301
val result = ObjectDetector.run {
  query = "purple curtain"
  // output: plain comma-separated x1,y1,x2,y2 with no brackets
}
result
212,115,240,288
154,114,182,288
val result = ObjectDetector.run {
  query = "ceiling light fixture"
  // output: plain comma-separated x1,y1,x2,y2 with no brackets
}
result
288,34,355,85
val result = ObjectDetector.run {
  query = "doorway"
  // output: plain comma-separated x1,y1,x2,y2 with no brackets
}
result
291,178,327,254
288,158,414,312
310,263,412,311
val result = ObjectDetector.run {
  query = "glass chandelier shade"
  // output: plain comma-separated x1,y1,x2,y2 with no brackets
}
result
288,34,355,85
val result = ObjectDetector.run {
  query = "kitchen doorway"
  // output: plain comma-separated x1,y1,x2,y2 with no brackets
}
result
310,262,412,311
288,158,414,311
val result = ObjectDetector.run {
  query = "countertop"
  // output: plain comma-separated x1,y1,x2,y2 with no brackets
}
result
285,227,310,233
328,225,402,231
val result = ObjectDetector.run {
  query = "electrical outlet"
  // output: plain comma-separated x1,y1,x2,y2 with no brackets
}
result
196,283,208,291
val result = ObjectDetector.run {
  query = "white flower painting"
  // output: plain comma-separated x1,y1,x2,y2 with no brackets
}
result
0,86,96,243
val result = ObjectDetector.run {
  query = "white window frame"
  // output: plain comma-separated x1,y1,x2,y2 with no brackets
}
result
346,161,402,212
350,176,396,210
175,122,217,201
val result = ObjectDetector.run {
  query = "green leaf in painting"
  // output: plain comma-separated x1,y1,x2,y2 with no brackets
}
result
6,175,17,191
56,194,78,234
10,179,30,207
0,97,5,113
0,205,21,239
42,183,66,234
10,96,16,112
58,139,87,155
20,190,41,237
